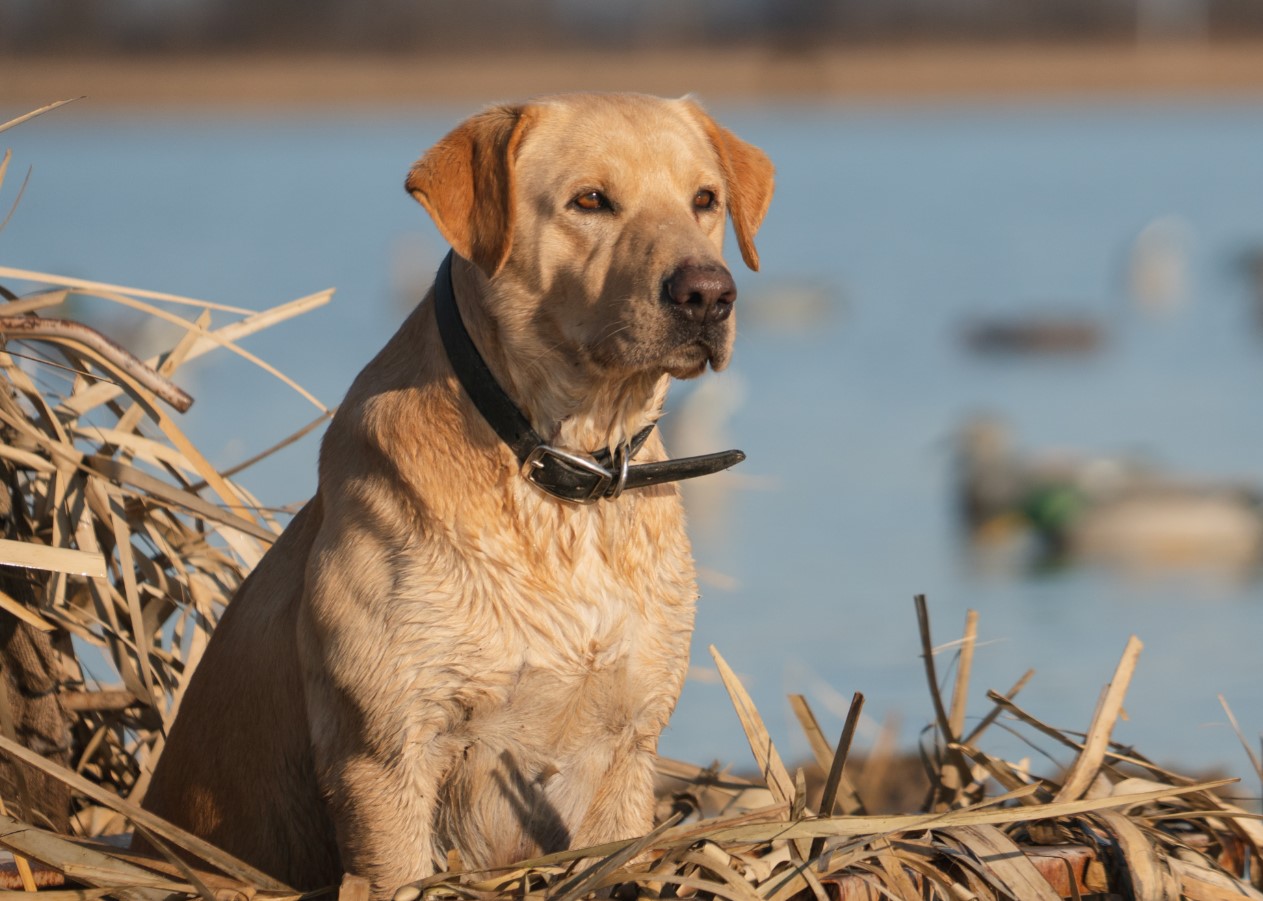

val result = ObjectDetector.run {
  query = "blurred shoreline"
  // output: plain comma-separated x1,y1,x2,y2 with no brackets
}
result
5,41,1263,108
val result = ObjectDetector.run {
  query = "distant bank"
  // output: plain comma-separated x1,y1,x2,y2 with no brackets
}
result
4,41,1263,108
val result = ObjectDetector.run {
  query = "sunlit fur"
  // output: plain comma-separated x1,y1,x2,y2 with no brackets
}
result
141,93,774,899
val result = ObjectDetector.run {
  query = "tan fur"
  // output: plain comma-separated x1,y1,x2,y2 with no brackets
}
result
141,93,774,898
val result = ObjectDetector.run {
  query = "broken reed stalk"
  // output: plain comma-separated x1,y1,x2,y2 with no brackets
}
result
1220,693,1263,787
808,691,863,860
1055,634,1144,803
0,99,81,137
709,645,817,866
0,798,37,892
0,317,193,412
946,608,978,740
960,667,1034,747
787,694,866,816
915,594,981,810
709,646,796,808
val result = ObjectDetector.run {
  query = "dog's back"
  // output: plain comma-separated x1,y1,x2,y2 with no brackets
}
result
141,501,340,888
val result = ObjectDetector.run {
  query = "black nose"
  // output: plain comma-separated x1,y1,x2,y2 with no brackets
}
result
663,263,737,323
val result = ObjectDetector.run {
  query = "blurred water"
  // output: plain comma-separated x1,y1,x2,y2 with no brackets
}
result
2,99,1261,778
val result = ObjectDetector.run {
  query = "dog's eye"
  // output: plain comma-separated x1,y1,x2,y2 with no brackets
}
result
693,189,717,210
571,191,612,212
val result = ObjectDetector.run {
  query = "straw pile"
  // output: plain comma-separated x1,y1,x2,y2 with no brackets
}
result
0,103,1260,901
0,99,331,871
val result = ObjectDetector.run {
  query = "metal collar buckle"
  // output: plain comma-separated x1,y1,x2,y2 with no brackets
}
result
606,444,631,500
522,444,612,504
521,442,636,505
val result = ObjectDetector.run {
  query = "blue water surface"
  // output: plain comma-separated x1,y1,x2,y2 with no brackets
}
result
2,98,1261,779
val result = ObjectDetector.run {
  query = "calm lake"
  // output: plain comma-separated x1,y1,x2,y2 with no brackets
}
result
3,98,1262,777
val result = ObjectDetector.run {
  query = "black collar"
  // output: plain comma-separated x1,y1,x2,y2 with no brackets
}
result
432,251,745,504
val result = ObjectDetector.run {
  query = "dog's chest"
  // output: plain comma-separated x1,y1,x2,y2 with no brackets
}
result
460,498,690,649
395,496,696,721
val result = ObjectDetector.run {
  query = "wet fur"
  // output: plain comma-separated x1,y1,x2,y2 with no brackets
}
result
141,93,773,898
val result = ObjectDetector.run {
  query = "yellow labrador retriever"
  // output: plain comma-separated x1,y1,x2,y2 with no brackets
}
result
142,92,774,897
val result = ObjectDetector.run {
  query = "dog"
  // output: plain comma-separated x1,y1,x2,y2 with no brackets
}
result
141,92,774,898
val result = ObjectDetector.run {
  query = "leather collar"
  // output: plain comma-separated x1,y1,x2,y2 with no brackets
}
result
432,251,746,504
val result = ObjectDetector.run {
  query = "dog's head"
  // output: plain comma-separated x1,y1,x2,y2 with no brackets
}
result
406,93,774,382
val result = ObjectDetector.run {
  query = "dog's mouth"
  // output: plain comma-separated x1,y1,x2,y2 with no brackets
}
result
584,314,733,378
666,351,710,380
664,328,731,379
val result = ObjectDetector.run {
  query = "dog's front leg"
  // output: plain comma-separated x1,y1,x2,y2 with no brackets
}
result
297,530,464,901
570,739,658,850
301,658,458,900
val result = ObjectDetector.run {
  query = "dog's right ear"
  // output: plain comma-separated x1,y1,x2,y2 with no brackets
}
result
678,99,774,272
406,104,535,278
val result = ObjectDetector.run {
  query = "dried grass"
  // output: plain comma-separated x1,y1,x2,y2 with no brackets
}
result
0,101,329,844
0,104,1260,901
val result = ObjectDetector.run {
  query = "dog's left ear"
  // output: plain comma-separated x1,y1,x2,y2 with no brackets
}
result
682,101,776,272
406,104,535,278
